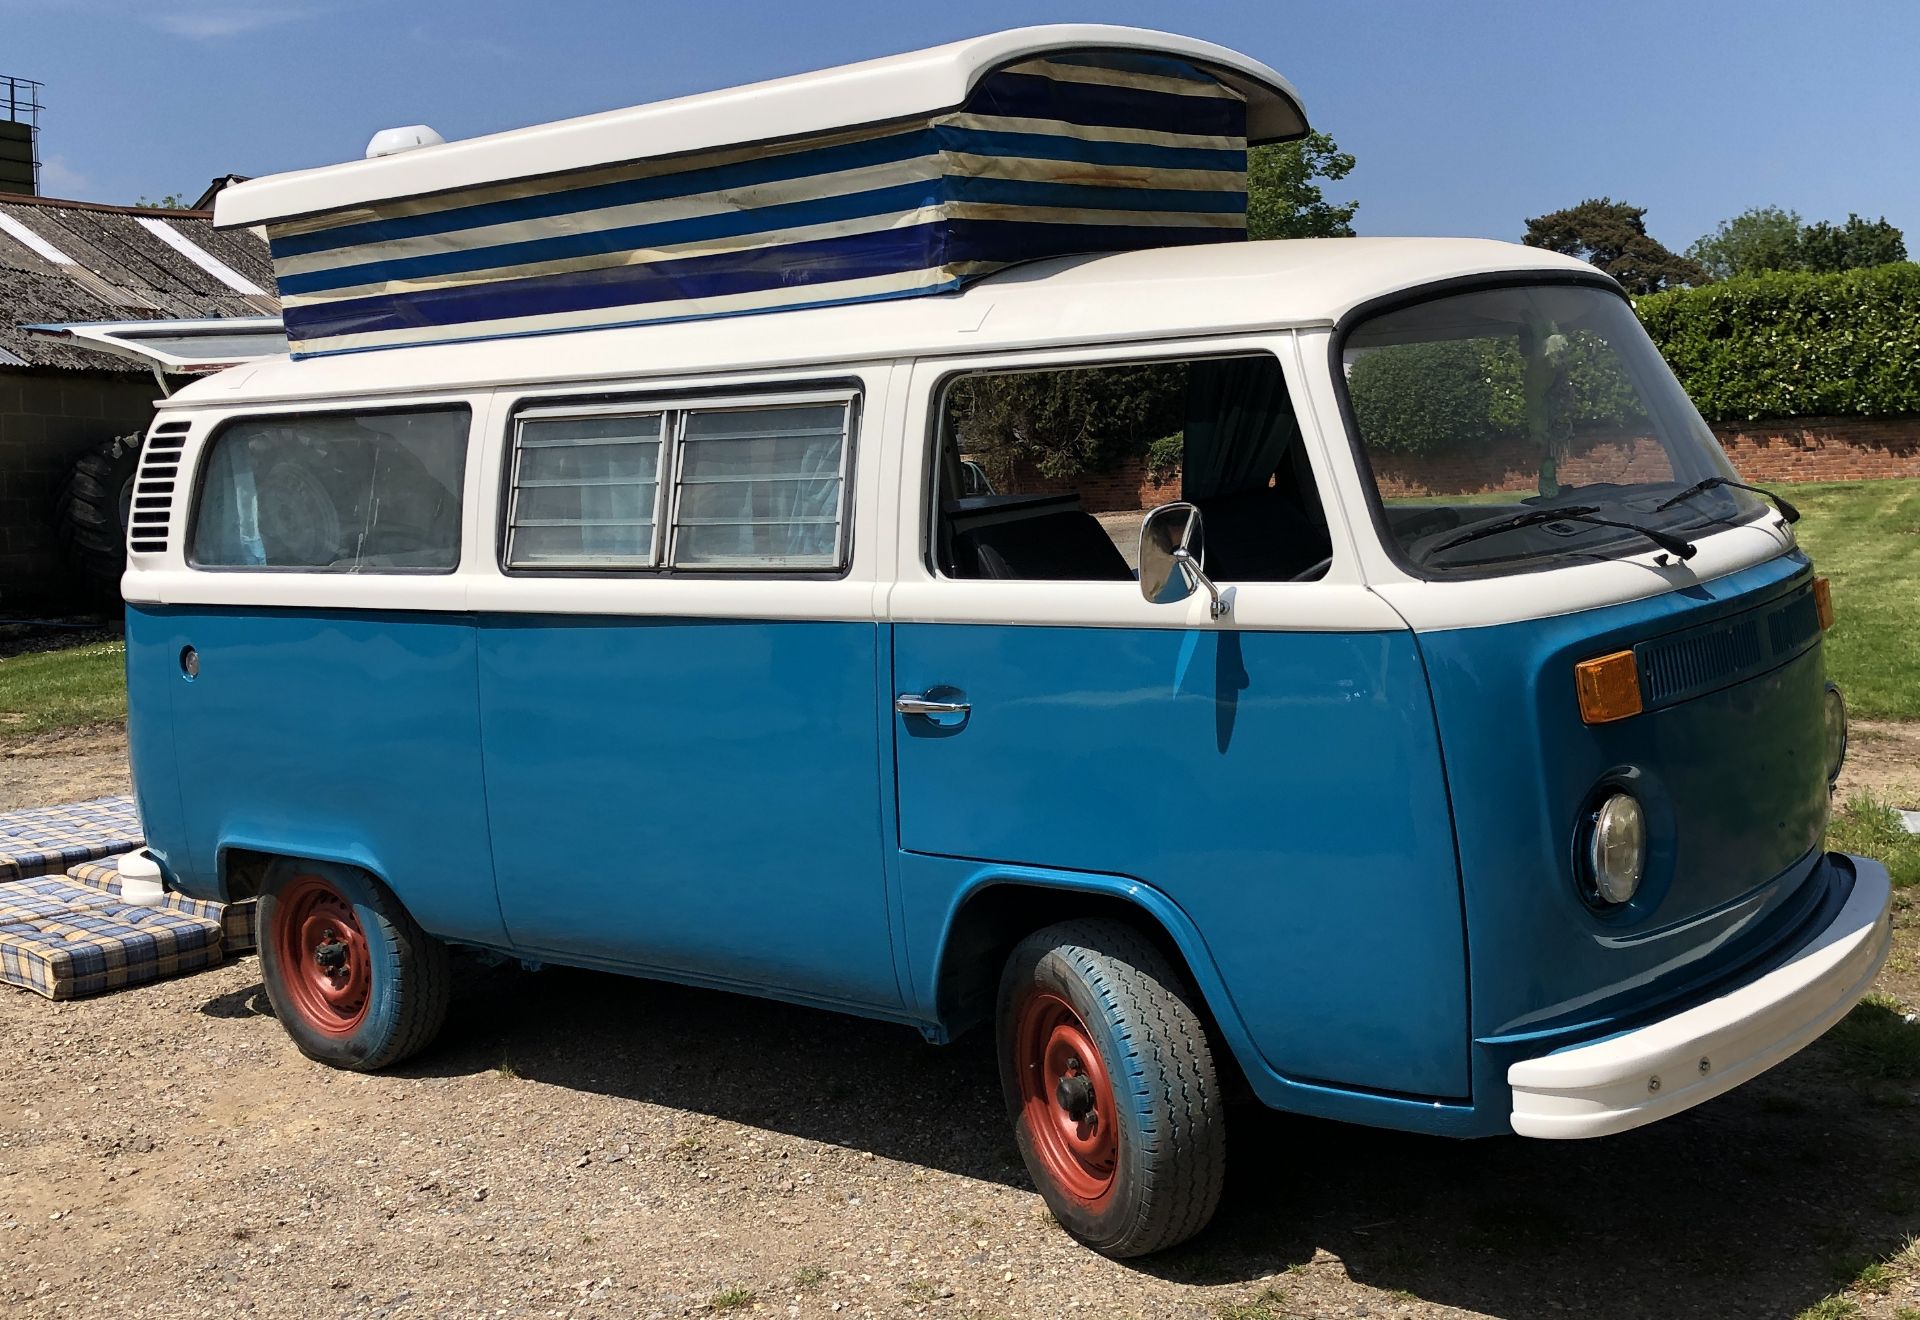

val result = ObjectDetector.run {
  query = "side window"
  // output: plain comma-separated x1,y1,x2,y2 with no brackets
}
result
506,411,665,568
672,403,849,568
191,407,468,571
504,394,855,573
933,353,1329,583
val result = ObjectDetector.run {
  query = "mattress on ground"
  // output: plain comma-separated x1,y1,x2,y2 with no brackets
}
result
0,876,222,1001
0,795,145,881
67,855,257,953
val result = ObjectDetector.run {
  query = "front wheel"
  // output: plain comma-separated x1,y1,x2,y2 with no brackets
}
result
996,919,1225,1257
258,862,450,1070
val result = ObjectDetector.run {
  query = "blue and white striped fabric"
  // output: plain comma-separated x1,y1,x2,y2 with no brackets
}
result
270,53,1249,357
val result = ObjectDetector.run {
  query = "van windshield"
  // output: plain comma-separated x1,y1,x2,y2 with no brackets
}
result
1340,282,1764,577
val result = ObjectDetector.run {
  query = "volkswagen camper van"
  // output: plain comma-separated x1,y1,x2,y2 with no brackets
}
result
117,26,1890,1257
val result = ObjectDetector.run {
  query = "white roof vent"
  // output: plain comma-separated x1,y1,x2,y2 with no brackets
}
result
364,124,445,159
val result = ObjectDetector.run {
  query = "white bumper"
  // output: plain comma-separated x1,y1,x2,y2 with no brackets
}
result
1508,856,1893,1139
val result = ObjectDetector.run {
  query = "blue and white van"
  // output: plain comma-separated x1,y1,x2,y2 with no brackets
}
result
119,26,1889,1257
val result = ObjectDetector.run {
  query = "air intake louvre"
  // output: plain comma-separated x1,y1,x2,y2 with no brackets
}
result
1633,582,1824,711
1639,620,1763,707
1768,592,1821,656
128,420,189,555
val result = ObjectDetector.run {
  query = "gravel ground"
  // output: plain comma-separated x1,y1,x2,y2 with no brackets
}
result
0,726,132,811
2,733,1918,1320
0,912,1917,1320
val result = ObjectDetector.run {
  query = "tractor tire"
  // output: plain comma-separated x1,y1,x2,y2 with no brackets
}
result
56,434,141,598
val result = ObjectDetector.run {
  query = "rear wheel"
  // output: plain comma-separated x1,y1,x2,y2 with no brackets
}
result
258,863,450,1070
996,919,1225,1257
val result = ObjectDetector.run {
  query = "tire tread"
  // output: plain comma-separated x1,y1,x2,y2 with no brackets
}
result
1001,918,1225,1257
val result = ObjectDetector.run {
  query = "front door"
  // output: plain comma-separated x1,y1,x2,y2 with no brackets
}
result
888,346,1471,1098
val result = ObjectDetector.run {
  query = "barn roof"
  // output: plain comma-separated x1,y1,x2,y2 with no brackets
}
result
0,193,277,371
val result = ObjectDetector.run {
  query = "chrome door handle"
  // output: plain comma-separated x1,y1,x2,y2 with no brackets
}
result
895,693,971,717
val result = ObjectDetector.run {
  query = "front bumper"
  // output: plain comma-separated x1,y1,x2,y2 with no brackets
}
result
1508,853,1893,1139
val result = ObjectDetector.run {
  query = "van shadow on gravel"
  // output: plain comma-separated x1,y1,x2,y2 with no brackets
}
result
213,955,1920,1320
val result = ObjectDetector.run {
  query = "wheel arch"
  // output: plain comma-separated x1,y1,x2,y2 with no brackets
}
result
926,868,1258,1094
217,837,398,905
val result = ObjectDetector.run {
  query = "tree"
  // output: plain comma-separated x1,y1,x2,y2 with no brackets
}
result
1685,207,1906,279
1686,206,1804,281
945,362,1188,482
1522,198,1704,294
1244,132,1358,240
1797,213,1907,273
135,194,192,209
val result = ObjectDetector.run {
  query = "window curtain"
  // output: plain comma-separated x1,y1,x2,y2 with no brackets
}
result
1180,357,1299,501
193,434,268,565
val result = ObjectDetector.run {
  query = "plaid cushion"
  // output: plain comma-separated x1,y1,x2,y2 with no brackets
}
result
0,795,145,881
66,854,257,953
4,875,120,914
0,878,222,1001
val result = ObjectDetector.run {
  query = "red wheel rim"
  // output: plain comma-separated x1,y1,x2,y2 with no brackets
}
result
271,874,371,1037
1014,990,1119,1207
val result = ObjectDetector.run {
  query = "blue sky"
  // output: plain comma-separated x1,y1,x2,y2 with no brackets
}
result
3,0,1914,253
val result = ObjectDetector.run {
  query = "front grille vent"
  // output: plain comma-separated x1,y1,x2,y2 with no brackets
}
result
1639,619,1763,707
1632,581,1826,711
1768,592,1821,656
128,420,190,555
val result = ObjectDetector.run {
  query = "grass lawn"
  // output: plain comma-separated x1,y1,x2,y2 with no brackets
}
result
0,639,127,735
1782,479,1920,721
1828,794,1920,889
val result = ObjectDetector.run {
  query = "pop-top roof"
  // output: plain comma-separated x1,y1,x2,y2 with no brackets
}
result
217,26,1307,360
214,26,1305,228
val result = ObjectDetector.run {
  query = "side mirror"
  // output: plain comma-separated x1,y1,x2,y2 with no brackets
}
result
1139,502,1229,618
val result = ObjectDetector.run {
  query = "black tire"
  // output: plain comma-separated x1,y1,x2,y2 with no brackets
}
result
257,861,451,1071
996,919,1226,1257
55,435,141,596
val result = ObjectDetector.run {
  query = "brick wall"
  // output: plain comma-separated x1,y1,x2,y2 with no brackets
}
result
1000,413,1920,508
0,367,161,607
999,458,1181,512
1709,416,1920,483
1372,416,1920,495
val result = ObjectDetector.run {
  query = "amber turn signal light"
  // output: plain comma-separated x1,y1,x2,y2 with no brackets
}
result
1813,576,1834,631
1575,650,1643,724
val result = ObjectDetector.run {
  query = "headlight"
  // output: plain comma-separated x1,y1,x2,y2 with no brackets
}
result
1824,683,1849,787
1586,792,1647,906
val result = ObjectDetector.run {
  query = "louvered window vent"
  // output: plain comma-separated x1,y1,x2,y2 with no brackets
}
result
129,420,190,555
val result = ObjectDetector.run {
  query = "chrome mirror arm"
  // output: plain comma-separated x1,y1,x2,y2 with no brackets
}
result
1174,549,1231,619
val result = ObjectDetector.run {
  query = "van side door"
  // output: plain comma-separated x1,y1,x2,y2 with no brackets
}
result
469,369,903,1010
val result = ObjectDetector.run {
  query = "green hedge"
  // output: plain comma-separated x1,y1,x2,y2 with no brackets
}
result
1346,332,1644,456
1636,262,1920,421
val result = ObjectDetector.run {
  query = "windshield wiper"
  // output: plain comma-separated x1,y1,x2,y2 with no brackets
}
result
1654,476,1800,524
1433,504,1698,560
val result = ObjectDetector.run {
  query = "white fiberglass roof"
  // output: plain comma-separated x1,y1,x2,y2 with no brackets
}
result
214,25,1308,229
164,239,1604,408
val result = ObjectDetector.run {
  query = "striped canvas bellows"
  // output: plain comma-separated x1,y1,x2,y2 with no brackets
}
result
67,854,258,953
0,795,145,881
269,53,1250,357
0,875,223,1001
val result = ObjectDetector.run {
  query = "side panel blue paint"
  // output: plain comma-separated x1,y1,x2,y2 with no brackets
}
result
477,615,901,1009
897,853,1492,1136
1415,553,1832,1076
124,608,190,880
127,606,507,947
892,622,1469,1099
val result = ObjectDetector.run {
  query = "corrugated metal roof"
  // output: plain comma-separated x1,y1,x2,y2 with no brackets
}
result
0,193,277,371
